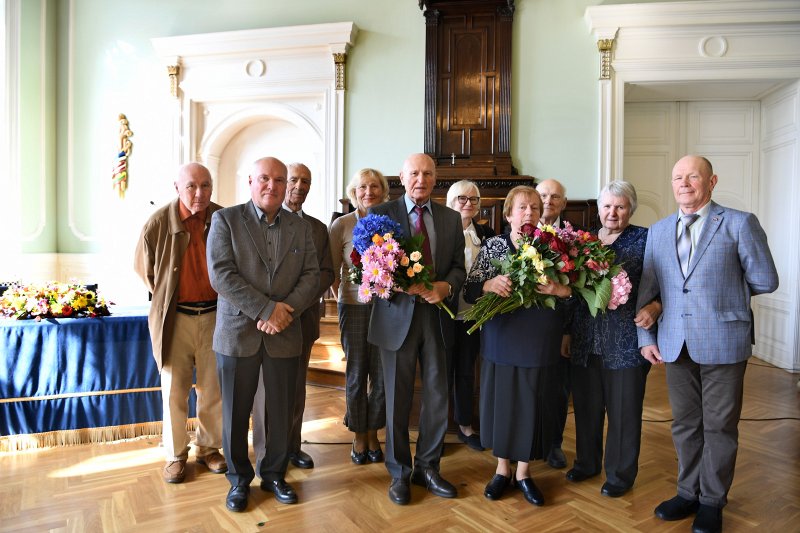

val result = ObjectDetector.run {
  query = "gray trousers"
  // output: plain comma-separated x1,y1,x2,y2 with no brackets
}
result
666,346,747,508
380,303,448,479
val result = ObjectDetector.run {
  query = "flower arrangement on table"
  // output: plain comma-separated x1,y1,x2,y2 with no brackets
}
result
0,281,112,320
347,214,455,319
463,222,631,334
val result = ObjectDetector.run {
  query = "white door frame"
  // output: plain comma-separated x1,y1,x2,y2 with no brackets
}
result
586,0,800,370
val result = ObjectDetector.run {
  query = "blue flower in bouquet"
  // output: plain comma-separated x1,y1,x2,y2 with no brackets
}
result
352,214,405,254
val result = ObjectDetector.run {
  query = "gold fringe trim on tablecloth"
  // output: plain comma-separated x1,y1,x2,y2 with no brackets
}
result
0,418,200,453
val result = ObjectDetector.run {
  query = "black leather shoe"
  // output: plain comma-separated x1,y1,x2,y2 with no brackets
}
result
566,468,597,482
367,447,384,463
289,450,314,469
601,482,630,498
456,428,485,451
517,477,544,506
411,468,458,498
225,485,249,512
260,478,298,504
654,495,700,521
388,477,410,505
692,504,722,533
351,441,368,465
483,474,512,500
547,447,567,469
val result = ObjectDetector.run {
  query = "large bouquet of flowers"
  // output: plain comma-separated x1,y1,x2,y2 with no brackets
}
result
0,281,112,320
348,214,454,318
463,222,631,333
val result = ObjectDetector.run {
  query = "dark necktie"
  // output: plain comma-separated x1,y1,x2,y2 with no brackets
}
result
413,205,433,267
677,214,699,277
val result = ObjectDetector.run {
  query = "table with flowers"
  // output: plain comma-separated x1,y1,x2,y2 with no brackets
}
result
0,284,188,451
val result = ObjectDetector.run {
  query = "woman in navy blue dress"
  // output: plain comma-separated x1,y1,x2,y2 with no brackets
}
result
564,181,661,497
464,186,572,506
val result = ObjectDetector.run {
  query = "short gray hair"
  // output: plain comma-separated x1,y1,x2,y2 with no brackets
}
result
598,181,638,214
446,180,480,210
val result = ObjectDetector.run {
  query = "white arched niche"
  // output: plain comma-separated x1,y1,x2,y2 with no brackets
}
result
152,22,357,221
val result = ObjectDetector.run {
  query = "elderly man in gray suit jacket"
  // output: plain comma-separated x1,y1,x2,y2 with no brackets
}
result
367,153,466,505
637,155,778,533
252,162,335,474
207,157,319,513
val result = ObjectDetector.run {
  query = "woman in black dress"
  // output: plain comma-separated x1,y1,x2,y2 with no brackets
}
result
464,185,572,506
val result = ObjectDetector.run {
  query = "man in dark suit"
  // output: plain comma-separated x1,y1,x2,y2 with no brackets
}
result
367,153,466,505
207,157,320,512
536,178,571,470
252,163,334,472
637,155,778,533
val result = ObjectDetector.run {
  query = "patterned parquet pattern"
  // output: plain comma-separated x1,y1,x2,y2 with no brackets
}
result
1,358,797,532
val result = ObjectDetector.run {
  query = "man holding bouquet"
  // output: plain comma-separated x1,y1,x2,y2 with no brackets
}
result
367,153,466,505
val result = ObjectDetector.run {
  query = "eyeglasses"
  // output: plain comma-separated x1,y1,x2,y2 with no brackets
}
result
457,195,480,205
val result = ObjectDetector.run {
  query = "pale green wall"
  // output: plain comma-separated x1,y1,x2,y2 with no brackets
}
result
18,0,687,253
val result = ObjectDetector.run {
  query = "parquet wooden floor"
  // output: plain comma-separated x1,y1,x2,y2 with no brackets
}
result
1,358,797,532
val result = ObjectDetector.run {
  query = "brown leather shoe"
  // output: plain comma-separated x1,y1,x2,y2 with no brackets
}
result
163,460,186,483
197,451,227,474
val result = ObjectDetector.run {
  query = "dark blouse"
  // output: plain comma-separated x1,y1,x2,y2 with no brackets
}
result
569,224,650,370
464,234,565,368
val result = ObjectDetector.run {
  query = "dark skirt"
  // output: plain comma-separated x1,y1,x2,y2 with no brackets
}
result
480,359,556,462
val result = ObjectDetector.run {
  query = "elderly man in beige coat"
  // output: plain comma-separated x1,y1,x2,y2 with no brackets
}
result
134,162,226,484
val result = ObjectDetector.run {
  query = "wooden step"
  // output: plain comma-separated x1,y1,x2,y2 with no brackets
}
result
308,316,345,389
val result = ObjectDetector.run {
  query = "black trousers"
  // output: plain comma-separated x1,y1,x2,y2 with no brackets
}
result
216,347,297,487
444,319,480,427
571,356,649,488
550,355,571,448
380,303,448,479
252,316,313,473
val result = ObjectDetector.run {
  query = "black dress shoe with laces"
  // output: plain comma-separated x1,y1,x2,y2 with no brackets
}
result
388,477,410,505
367,447,384,463
456,428,485,451
225,485,249,512
260,478,298,504
411,467,458,498
565,468,597,483
654,495,700,521
601,482,631,498
517,477,544,506
483,474,512,500
289,450,314,469
692,504,722,533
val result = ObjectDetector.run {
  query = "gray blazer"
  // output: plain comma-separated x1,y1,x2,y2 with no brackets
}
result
297,212,335,343
636,201,778,364
367,197,466,352
207,201,320,358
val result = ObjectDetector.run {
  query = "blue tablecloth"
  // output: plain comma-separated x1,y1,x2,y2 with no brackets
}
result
0,306,194,439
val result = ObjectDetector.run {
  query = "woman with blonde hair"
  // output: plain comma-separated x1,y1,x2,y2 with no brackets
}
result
329,168,390,464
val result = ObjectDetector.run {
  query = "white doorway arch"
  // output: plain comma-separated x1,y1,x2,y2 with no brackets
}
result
586,0,800,371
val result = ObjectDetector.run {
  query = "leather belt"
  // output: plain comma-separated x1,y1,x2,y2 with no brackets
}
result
176,300,217,316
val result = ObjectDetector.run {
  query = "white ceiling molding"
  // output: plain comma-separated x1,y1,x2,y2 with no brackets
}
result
585,0,800,184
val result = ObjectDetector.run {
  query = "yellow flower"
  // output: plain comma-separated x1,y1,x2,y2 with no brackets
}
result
522,244,539,260
400,256,410,267
372,234,384,245
412,263,423,273
382,233,393,241
72,295,88,309
406,267,416,278
537,274,549,284
541,224,556,235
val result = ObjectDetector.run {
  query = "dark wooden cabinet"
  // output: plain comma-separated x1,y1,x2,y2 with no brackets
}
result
421,0,515,176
